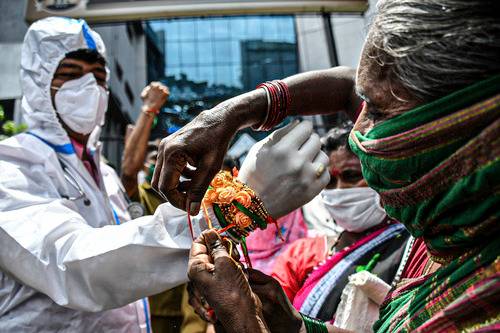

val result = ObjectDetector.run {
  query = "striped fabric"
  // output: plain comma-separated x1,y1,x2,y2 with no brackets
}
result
349,76,500,332
299,224,406,317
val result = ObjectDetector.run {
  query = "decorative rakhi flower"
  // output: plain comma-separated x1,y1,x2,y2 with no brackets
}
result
234,211,252,228
198,169,281,269
234,190,252,208
216,186,237,204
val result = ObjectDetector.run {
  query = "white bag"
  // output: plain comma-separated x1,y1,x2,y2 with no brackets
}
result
333,271,391,332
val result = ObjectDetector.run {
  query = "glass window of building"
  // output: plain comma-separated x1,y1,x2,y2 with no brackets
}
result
147,15,298,140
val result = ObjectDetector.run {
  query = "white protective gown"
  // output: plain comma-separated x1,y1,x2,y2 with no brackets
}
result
0,17,208,332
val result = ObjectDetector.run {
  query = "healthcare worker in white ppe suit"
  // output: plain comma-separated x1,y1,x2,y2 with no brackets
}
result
0,17,330,332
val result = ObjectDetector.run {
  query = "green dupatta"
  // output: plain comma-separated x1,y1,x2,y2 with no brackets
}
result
349,76,500,332
349,75,500,262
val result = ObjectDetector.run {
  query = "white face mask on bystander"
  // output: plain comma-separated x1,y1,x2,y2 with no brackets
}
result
53,73,108,135
321,187,387,232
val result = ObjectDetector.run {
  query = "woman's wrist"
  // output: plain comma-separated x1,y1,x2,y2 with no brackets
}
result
216,89,268,131
299,313,328,333
222,316,269,333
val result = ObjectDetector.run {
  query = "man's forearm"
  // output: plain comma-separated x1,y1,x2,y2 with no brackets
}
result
121,107,155,196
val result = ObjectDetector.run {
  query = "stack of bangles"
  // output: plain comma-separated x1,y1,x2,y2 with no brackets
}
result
254,80,291,131
198,169,281,268
300,313,328,333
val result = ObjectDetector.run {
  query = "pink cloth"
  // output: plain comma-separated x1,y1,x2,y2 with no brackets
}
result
245,209,308,274
401,237,429,279
70,138,99,186
292,225,389,310
271,236,327,301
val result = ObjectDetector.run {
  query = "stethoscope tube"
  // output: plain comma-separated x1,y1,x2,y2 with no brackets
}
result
59,157,145,218
60,161,91,206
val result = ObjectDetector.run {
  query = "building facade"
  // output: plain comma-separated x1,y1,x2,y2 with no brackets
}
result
148,10,374,139
0,0,377,166
148,15,299,142
0,0,164,168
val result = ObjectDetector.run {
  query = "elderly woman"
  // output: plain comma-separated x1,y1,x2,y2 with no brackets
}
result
154,0,499,332
271,122,410,324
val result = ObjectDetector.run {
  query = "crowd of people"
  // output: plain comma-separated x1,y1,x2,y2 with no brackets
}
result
0,0,498,332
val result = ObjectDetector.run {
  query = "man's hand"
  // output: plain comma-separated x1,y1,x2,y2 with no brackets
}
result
248,269,303,333
187,281,217,324
141,81,169,111
188,230,269,333
151,108,239,214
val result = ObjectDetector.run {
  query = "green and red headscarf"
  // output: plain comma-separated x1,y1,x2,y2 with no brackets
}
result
349,76,499,332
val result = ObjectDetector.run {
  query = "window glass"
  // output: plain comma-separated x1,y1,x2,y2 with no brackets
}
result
230,17,247,39
166,41,180,66
262,17,280,41
246,17,263,40
212,18,230,40
197,40,215,65
196,18,212,41
214,65,232,86
147,15,298,132
198,65,215,86
178,19,196,41
164,21,179,41
214,40,232,64
179,41,197,66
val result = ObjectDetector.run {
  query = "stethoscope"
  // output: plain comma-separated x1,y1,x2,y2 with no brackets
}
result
59,158,145,218
60,160,92,206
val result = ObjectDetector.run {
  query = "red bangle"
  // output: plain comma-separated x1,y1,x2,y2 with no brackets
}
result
254,80,291,131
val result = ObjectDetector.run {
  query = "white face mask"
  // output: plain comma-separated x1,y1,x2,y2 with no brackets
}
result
53,73,108,135
321,187,387,232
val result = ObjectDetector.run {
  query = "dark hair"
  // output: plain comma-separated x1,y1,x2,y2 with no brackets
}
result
321,121,354,154
65,48,106,66
370,0,500,102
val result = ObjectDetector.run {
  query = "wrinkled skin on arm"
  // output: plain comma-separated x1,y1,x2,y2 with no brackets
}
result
247,270,354,333
152,66,359,214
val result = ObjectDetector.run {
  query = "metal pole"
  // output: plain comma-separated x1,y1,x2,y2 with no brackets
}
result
322,12,338,67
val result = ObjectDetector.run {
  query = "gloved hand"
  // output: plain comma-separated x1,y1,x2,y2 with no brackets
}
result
238,121,330,218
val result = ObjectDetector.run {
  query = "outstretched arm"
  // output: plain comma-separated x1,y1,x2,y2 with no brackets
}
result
152,66,360,214
121,82,169,197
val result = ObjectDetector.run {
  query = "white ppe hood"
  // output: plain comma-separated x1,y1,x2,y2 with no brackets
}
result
20,16,108,145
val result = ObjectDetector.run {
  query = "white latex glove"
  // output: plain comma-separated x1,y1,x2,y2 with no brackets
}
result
238,121,330,218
